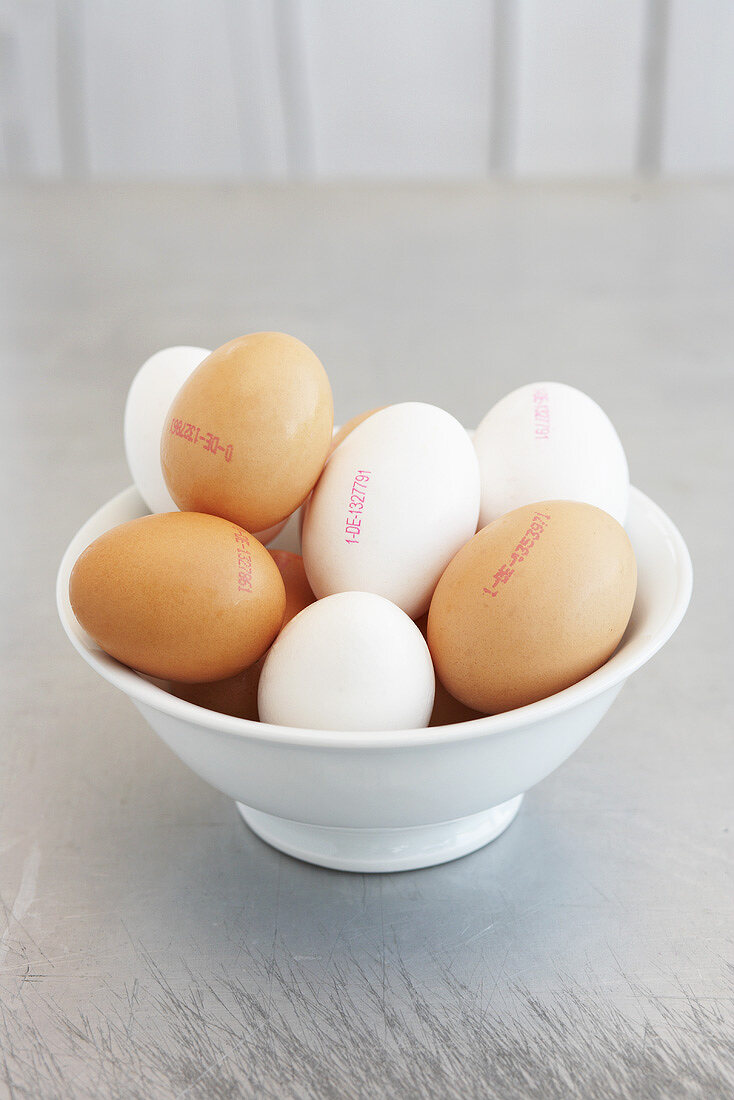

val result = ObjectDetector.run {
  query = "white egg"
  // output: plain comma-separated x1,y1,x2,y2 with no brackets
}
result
473,382,629,528
124,346,210,514
302,403,480,619
258,592,435,731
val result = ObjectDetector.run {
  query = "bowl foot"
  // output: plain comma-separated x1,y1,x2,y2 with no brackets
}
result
235,795,524,872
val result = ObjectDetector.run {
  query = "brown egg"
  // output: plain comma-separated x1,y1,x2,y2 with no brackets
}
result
429,678,486,727
414,614,485,725
164,668,261,722
69,512,286,683
161,332,333,532
427,501,637,714
163,550,315,719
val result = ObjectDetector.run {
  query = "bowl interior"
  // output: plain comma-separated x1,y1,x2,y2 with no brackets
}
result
56,484,692,746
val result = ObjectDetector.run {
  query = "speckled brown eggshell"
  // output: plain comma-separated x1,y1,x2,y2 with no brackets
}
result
427,501,637,714
163,549,315,719
161,332,334,532
69,512,286,683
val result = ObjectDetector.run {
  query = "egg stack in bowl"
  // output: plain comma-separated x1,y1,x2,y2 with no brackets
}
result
68,332,636,732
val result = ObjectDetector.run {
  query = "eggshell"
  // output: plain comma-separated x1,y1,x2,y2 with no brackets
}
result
258,591,435,731
268,550,316,626
163,668,261,722
123,343,283,546
302,402,481,619
161,332,333,531
124,346,210,513
415,614,486,726
69,512,286,683
298,409,384,540
429,679,486,727
328,407,383,456
427,500,637,714
473,382,629,527
163,550,314,718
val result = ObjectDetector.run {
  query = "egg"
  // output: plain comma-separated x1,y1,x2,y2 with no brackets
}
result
429,679,486,727
427,500,637,714
162,667,261,722
69,512,286,682
161,332,333,532
124,344,284,546
302,402,480,619
124,346,210,513
473,382,629,527
328,407,383,456
268,550,316,625
258,591,435,731
415,614,486,725
298,409,384,539
163,550,315,719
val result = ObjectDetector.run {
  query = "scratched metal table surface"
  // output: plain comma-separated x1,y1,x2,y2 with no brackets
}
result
1,181,732,1099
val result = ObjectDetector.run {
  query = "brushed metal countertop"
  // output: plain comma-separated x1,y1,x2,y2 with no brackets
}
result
1,181,731,1099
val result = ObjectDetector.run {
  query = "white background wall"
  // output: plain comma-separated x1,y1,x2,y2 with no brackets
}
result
2,0,733,179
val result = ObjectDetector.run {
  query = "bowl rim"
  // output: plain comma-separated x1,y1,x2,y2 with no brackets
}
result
56,484,692,750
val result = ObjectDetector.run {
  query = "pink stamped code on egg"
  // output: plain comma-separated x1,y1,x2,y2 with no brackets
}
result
233,528,253,592
482,512,551,598
532,388,550,440
169,417,234,462
345,470,371,544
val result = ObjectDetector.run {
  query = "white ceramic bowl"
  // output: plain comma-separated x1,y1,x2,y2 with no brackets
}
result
57,485,692,872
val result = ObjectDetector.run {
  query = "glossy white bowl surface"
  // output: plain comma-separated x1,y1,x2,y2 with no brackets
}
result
57,485,691,871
